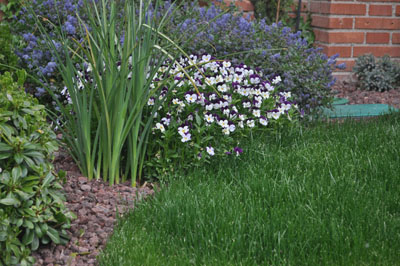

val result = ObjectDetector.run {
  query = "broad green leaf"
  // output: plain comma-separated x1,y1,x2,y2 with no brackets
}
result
31,235,39,251
22,229,34,245
42,172,55,188
11,166,22,182
0,198,20,206
23,219,34,229
14,153,23,164
0,142,12,152
46,227,60,244
0,153,11,160
0,232,7,241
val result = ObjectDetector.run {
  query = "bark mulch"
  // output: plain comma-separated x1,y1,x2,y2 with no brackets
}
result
32,82,400,265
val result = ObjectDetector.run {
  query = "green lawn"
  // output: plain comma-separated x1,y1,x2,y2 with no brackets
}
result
99,113,400,266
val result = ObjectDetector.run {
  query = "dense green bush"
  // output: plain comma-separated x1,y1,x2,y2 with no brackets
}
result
0,71,75,265
353,54,400,92
0,22,18,74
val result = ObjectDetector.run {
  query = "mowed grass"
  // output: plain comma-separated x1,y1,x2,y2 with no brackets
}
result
99,113,400,266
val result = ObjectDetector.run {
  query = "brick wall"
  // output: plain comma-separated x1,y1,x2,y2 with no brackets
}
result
310,0,400,79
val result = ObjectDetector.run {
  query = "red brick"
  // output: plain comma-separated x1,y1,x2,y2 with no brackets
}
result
396,5,400,16
312,15,353,29
314,29,364,43
355,18,400,30
318,44,352,57
359,0,400,2
335,60,356,72
366,32,390,44
311,2,366,15
369,5,393,16
393,33,400,44
220,0,254,12
353,46,400,57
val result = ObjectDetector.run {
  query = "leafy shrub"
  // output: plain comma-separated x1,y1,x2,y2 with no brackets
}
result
0,22,18,74
353,54,400,92
0,71,75,265
0,0,22,20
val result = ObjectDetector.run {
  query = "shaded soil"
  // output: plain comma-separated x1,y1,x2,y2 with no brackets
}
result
31,81,400,266
333,80,400,109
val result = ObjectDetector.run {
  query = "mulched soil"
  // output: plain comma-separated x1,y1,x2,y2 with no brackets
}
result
333,80,400,109
31,80,400,266
32,147,154,266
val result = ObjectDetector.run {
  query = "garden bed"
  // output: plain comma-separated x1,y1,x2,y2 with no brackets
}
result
31,84,400,265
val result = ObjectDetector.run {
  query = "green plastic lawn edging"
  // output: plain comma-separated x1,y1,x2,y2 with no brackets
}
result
323,104,399,118
333,97,349,105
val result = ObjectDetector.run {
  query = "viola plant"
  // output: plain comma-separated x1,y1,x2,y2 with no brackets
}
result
143,54,299,178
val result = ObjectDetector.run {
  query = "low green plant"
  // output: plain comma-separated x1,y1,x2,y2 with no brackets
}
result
0,0,22,20
0,71,75,266
353,54,400,92
0,22,18,74
250,0,293,23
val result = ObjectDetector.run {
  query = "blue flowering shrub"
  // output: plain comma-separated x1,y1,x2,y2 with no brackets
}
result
161,2,345,115
12,0,342,116
143,55,299,178
11,0,89,104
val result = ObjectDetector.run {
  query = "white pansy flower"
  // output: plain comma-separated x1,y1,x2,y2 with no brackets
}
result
218,119,229,128
272,76,282,84
155,122,165,133
223,61,231,68
223,108,230,116
265,83,274,91
205,114,214,123
260,117,268,126
147,98,154,106
238,121,244,128
206,146,215,156
185,93,197,103
202,54,211,62
181,134,191,143
229,124,236,132
243,101,251,108
178,126,189,137
206,104,213,111
261,91,270,99
247,120,255,128
252,109,261,117
250,76,260,84
222,127,230,135
239,114,247,121
161,117,170,126
218,84,228,93
272,112,280,120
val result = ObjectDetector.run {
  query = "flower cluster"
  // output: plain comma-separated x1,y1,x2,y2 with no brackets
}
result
143,54,298,177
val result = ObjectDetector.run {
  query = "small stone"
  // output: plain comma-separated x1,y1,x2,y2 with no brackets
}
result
80,184,91,192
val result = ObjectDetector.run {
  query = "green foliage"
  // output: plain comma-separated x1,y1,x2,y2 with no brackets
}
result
0,71,75,265
0,22,18,74
353,54,400,92
0,0,22,20
100,112,400,265
250,0,293,23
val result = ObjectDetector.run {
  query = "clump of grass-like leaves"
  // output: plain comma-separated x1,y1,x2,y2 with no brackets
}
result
28,0,189,186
